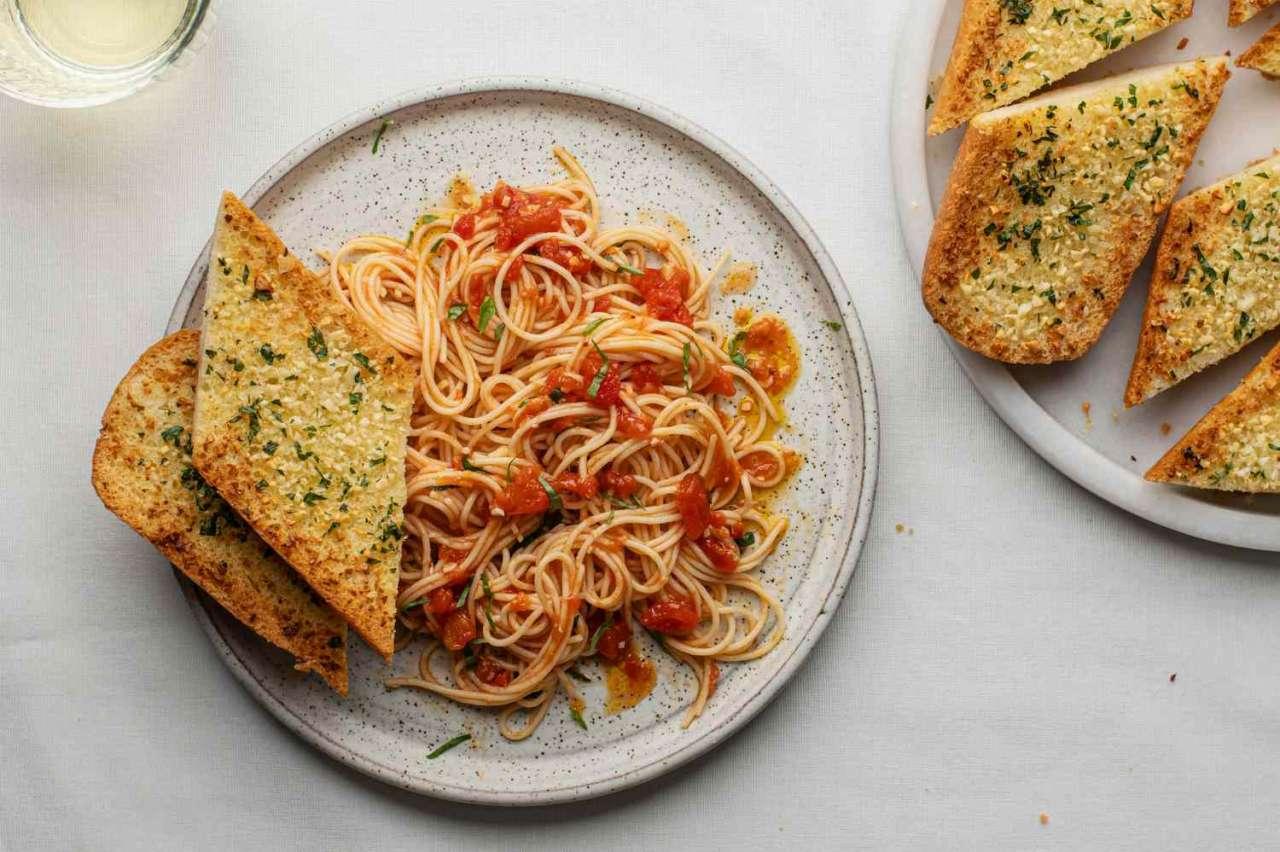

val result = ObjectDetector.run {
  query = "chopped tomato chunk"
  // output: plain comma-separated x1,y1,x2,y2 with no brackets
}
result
495,195,562,251
615,408,652,439
708,447,740,490
427,587,455,616
638,596,699,635
629,363,663,394
591,613,631,662
696,533,738,573
675,474,711,540
493,465,550,517
633,267,693,326
441,610,476,651
500,254,525,282
516,396,551,425
740,451,780,480
579,351,621,407
600,468,639,498
551,470,599,500
700,366,736,397
546,367,586,401
510,593,536,613
475,657,512,688
538,240,592,275
452,213,476,239
709,512,745,539
465,273,490,326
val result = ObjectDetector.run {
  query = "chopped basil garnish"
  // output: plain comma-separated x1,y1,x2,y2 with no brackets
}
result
461,456,483,472
735,531,755,549
682,341,692,391
426,733,470,759
727,331,748,369
570,707,588,730
477,296,496,333
447,303,466,321
371,117,392,154
538,475,563,512
585,613,613,656
306,327,328,360
582,317,606,337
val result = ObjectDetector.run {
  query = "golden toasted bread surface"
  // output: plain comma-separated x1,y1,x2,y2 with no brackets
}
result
1125,154,1280,406
1229,0,1278,26
192,194,414,659
1238,22,1280,77
928,0,1193,135
1147,340,1280,491
923,59,1230,363
91,330,348,693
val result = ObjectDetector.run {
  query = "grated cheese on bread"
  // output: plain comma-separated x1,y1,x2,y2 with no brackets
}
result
192,194,415,660
928,0,1193,136
1238,22,1280,79
923,58,1230,363
1125,153,1280,406
1229,0,1277,26
92,330,348,693
1146,339,1280,491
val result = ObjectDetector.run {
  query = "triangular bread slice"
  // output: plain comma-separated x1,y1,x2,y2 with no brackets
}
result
923,58,1230,363
193,194,415,660
1147,340,1280,491
1125,153,1280,406
928,0,1193,135
1238,22,1280,78
1230,0,1277,26
92,330,348,693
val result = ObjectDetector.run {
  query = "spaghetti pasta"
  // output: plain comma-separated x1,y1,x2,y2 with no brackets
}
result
325,147,799,740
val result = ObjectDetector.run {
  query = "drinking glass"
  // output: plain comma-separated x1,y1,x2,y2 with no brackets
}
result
0,0,211,108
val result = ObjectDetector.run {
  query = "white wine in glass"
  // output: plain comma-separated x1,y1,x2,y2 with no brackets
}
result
0,0,211,107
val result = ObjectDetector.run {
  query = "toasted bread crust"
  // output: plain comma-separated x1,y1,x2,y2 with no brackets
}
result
1146,340,1280,491
1238,22,1280,78
192,194,414,660
91,330,348,693
923,59,1230,363
1124,153,1280,406
928,0,1193,135
1229,0,1277,26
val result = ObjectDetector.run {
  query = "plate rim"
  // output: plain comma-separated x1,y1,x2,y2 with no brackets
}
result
164,75,881,804
889,1,1280,553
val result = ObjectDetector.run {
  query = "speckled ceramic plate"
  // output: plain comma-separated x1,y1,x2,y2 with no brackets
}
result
891,2,1280,551
164,78,878,804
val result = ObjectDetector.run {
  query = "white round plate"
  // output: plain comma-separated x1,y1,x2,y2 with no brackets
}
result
891,2,1280,550
164,78,878,804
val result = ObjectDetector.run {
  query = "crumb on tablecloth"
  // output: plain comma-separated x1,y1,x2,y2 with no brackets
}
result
1177,37,1189,50
1039,812,1050,826
1160,422,1172,436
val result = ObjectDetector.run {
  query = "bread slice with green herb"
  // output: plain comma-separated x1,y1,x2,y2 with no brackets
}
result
1229,0,1277,26
1147,339,1280,491
923,58,1230,363
192,194,415,660
1125,153,1280,406
1238,22,1280,78
92,330,348,693
927,0,1194,136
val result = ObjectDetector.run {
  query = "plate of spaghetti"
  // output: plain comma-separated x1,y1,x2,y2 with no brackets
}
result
167,78,877,804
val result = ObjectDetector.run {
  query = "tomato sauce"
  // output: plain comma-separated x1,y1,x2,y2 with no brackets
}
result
675,474,711,540
632,267,693,326
741,315,799,395
493,465,550,516
604,653,657,713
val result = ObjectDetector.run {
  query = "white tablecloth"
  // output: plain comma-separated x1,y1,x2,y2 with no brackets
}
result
3,2,1277,848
